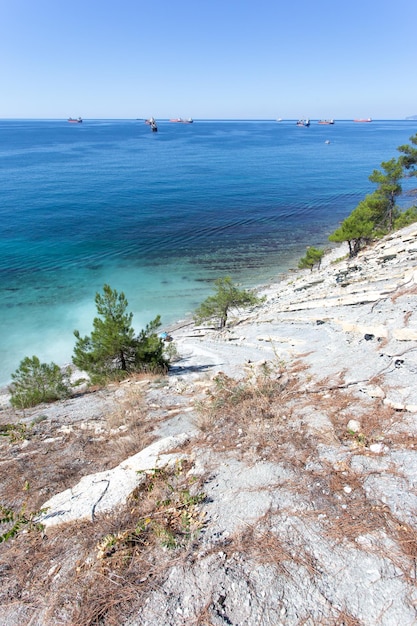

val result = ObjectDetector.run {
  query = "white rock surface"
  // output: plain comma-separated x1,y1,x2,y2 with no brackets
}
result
2,224,417,626
40,433,189,527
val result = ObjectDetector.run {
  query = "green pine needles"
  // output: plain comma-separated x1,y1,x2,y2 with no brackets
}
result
328,133,417,257
0,503,45,544
298,246,325,271
194,276,263,329
8,285,169,405
9,356,72,409
73,284,168,384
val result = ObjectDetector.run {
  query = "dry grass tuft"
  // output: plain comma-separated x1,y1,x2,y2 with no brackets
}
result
194,360,401,469
332,612,362,626
0,380,156,514
325,500,417,583
229,520,319,579
195,360,317,465
0,459,207,625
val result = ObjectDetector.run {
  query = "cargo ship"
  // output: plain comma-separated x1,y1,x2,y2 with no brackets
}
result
170,118,193,123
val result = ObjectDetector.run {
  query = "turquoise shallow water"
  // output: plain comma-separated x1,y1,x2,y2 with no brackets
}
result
0,118,416,385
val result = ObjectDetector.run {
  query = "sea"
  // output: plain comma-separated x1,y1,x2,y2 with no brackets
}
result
1,118,416,386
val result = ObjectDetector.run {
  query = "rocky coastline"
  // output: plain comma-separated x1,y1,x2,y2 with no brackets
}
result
1,223,417,625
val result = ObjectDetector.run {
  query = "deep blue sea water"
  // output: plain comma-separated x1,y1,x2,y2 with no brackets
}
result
1,118,416,385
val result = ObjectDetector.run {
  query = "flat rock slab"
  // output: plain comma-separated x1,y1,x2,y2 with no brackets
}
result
40,433,189,527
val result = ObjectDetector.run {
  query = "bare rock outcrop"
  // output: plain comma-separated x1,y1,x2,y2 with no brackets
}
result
1,224,417,626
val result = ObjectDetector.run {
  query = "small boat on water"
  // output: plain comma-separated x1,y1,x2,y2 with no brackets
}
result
318,119,334,125
145,117,158,132
68,117,82,123
170,118,193,123
296,119,310,127
354,118,372,123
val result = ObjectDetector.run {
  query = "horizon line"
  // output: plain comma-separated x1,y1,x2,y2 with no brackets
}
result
0,117,415,122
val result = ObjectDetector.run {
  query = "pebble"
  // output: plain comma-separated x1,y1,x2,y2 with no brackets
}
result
369,443,386,453
347,419,361,433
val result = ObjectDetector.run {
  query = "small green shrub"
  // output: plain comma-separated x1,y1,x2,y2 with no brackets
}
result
9,356,72,409
164,340,179,362
0,422,27,442
331,254,349,265
394,205,417,229
0,503,45,543
194,276,264,329
31,414,48,426
298,247,325,271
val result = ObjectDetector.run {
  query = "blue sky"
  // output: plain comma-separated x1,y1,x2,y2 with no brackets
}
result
1,0,416,119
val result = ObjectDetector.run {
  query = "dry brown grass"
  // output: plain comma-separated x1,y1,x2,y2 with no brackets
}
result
2,353,416,624
0,380,156,514
0,377,166,624
332,613,362,626
220,515,366,626
0,459,207,626
194,360,402,470
325,500,417,583
229,519,319,578
193,358,417,609
194,360,318,465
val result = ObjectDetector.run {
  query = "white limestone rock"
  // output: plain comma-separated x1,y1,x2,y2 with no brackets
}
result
39,433,190,527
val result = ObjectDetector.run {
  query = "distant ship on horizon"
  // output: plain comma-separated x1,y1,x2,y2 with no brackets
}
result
68,117,82,123
353,118,372,123
145,117,158,132
170,118,193,124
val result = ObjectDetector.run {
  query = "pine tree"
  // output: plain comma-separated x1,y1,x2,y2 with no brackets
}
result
328,134,417,256
194,277,262,329
298,247,325,271
398,132,417,176
73,285,167,383
9,356,71,408
329,198,375,257
368,158,403,231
